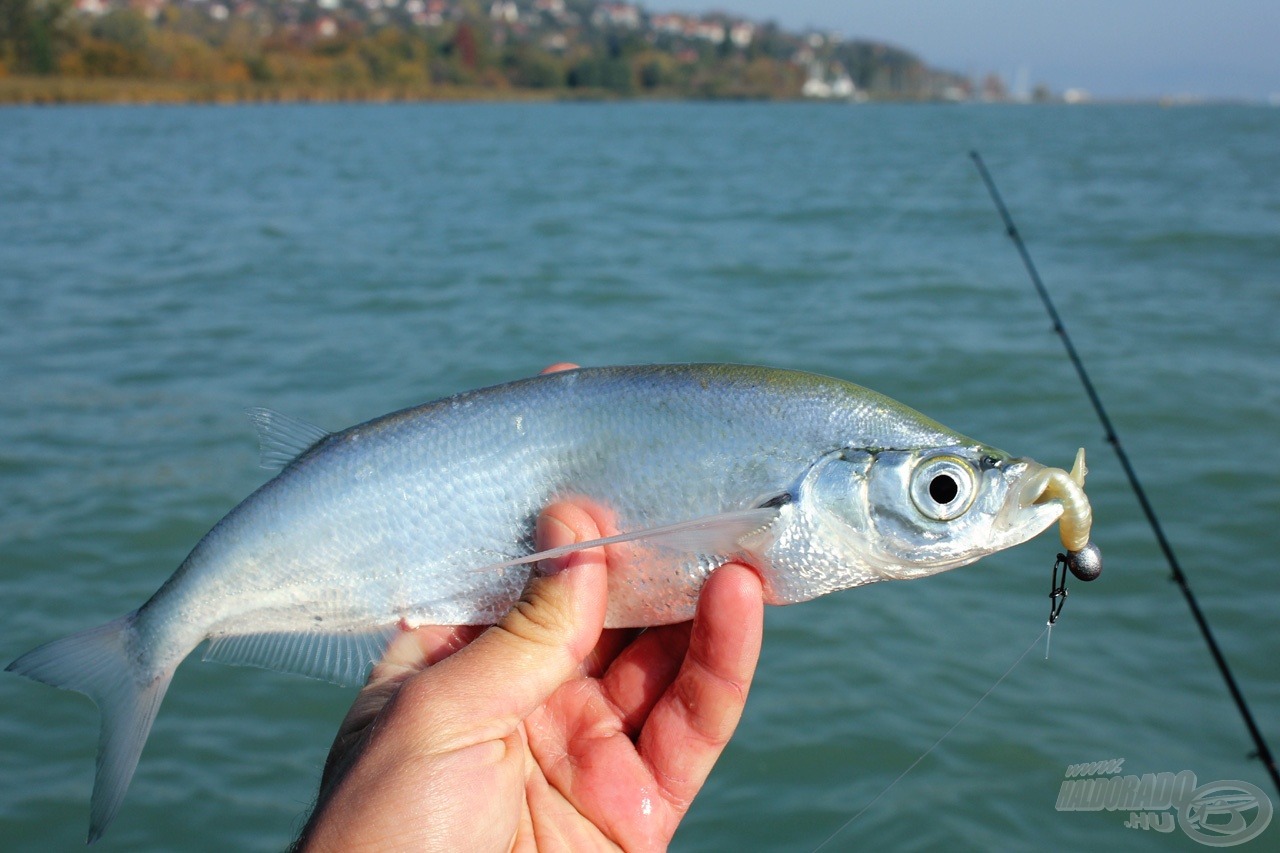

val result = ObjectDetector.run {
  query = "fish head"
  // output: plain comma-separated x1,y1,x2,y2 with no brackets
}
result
803,446,1073,581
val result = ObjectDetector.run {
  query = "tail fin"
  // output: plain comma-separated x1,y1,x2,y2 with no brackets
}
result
7,612,175,843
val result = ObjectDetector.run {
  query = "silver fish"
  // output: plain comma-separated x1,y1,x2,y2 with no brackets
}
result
7,364,1095,841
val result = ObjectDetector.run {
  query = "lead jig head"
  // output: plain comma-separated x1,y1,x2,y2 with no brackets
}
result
1065,541,1102,582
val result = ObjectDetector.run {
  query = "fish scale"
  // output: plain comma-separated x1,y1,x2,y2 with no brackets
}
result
6,363,1088,842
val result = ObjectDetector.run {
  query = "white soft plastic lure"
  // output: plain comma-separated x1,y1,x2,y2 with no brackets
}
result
7,364,1096,841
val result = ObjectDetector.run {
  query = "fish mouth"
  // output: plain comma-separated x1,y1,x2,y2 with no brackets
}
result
997,449,1094,553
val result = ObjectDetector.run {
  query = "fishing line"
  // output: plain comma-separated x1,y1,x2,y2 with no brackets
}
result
811,624,1049,852
969,150,1280,797
1045,553,1071,660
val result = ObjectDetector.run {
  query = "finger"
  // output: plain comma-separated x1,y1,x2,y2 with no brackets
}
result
339,626,484,750
541,362,580,374
600,559,760,735
384,502,609,753
339,626,481,749
637,563,764,811
582,626,642,679
319,624,486,791
375,624,486,679
532,493,626,680
600,621,691,735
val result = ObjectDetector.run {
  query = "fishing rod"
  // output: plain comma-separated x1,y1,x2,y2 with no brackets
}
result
969,150,1280,797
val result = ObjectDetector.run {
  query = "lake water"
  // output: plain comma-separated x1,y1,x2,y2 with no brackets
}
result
1,101,1277,851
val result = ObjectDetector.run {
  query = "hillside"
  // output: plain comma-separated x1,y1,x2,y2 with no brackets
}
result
0,0,977,103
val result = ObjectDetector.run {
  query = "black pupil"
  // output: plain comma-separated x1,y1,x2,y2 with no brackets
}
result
929,474,959,504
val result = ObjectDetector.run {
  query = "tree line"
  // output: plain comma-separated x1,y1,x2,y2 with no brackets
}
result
0,0,955,101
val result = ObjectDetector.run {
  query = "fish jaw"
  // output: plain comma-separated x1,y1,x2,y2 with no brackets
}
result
988,458,1068,553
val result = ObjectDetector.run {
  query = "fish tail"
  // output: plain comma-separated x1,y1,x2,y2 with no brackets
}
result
7,611,175,843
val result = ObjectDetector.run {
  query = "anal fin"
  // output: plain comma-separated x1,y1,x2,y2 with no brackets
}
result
203,625,398,687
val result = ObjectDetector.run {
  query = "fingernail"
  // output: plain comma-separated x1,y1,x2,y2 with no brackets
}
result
535,514,577,575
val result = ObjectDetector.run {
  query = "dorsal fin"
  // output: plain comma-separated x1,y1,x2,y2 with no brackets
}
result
244,407,331,470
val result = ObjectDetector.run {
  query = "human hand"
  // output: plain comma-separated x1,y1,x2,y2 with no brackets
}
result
295,369,766,852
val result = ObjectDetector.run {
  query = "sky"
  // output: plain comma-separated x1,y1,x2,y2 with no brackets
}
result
656,0,1280,101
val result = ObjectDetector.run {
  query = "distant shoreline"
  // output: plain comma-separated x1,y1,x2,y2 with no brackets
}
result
0,76,565,106
0,76,1265,107
0,76,901,106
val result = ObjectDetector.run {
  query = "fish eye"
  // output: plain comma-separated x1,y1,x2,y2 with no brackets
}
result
911,455,977,521
929,473,959,504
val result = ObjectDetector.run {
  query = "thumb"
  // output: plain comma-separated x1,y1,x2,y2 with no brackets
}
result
393,502,610,752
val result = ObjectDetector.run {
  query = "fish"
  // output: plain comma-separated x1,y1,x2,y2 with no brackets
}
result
6,363,1097,841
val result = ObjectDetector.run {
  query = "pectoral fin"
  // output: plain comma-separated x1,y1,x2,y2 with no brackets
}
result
473,504,783,573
